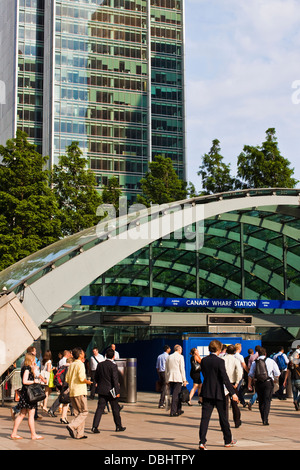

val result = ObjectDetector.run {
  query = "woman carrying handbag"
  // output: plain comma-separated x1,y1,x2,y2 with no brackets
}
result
10,353,45,440
188,348,202,406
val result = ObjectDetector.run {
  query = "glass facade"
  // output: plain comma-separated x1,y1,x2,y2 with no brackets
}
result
17,0,45,155
13,0,185,202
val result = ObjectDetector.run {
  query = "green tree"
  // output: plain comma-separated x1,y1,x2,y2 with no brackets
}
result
137,155,187,206
102,176,122,216
187,181,200,198
0,130,62,270
237,128,298,188
52,142,102,235
198,139,237,194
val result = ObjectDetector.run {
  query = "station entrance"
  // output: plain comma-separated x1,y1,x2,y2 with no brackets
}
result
1,189,300,378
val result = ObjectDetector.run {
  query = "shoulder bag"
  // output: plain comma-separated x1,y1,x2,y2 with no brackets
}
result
26,383,46,405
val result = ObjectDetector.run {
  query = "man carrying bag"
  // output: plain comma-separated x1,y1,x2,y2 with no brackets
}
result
91,348,125,433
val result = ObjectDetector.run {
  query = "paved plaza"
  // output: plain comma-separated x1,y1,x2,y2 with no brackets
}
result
0,391,299,452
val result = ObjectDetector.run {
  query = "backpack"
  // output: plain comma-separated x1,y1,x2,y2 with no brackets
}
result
255,358,269,382
179,386,190,403
53,366,67,388
276,354,286,371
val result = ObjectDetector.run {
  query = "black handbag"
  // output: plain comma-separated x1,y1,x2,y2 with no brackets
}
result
191,359,201,373
179,386,190,403
59,384,70,404
26,383,46,405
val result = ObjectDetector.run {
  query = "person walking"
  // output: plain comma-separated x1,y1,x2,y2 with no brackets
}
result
283,352,300,411
91,348,125,433
40,350,53,412
58,350,72,368
65,347,92,439
156,345,171,408
165,344,188,417
198,340,239,450
89,347,104,400
273,346,289,400
223,345,243,428
48,358,73,422
246,346,261,410
188,348,202,406
248,347,280,425
10,353,44,440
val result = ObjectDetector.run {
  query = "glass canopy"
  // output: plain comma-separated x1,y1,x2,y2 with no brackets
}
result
1,188,300,321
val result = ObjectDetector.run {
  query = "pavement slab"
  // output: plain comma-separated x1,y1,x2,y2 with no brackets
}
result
0,392,299,453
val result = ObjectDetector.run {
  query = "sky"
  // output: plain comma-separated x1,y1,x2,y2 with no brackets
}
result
184,0,300,191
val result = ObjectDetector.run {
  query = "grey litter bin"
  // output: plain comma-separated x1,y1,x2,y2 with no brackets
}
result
116,358,137,403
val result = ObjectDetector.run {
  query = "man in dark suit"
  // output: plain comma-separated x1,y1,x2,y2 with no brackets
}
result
199,340,239,450
91,348,125,433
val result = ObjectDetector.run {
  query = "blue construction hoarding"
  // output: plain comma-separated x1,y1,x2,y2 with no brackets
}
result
115,335,261,393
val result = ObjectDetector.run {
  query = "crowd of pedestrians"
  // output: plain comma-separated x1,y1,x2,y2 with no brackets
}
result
9,343,123,440
7,340,300,447
155,341,300,450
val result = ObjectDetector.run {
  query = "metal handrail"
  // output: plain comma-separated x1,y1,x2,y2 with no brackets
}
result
0,369,21,406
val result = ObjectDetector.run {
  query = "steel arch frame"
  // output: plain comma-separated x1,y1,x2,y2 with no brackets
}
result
0,189,299,327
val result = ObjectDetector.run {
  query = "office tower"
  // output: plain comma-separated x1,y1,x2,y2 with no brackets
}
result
0,0,185,202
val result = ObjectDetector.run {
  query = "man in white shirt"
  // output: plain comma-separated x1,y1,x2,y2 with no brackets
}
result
165,344,187,417
58,350,72,368
234,343,249,376
248,347,280,425
110,344,120,360
89,347,105,400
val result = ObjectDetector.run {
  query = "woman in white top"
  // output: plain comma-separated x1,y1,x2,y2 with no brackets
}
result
40,350,53,412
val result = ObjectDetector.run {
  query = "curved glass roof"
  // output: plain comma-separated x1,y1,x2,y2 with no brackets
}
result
1,187,300,325
47,192,300,321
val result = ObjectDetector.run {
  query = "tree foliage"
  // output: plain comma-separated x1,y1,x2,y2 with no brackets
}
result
198,139,238,194
196,130,298,194
52,142,102,236
0,130,61,270
137,155,187,206
237,128,298,189
101,176,123,216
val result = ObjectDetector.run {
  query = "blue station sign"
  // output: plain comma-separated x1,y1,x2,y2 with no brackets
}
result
80,296,300,309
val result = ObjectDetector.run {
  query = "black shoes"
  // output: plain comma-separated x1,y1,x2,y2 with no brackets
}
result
170,410,184,417
115,426,126,432
91,427,100,433
66,425,75,439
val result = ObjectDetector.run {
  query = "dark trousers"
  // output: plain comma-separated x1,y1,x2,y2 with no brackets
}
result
256,379,274,423
199,397,232,445
226,384,241,427
169,382,182,415
158,371,168,406
92,395,122,429
90,371,97,399
277,371,286,397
